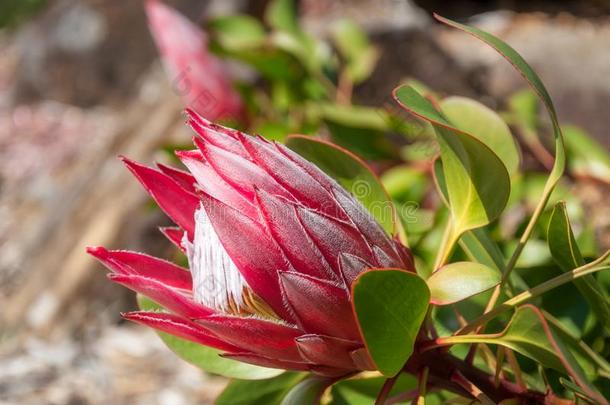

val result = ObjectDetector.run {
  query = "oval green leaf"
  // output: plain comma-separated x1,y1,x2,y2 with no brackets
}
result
427,261,501,305
394,85,510,237
137,296,283,380
352,269,430,376
440,96,520,176
285,135,401,238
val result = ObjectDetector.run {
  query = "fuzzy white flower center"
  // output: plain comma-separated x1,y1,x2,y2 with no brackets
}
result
183,205,248,312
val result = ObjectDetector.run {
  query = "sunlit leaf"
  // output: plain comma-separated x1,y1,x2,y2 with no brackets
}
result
427,261,501,305
459,228,506,272
441,96,521,176
394,85,510,238
352,269,429,376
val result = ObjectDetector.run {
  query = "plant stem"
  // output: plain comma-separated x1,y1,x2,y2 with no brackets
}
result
454,253,610,334
336,70,353,105
376,374,400,405
505,349,526,391
451,371,495,405
412,367,429,404
482,169,564,316
405,348,548,403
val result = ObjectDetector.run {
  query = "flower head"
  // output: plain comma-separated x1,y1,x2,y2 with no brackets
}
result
145,0,242,121
88,109,414,375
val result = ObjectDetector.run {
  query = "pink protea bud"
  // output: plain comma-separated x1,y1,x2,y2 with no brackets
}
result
145,0,242,121
88,110,414,376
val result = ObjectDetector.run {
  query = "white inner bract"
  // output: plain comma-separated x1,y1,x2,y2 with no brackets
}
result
183,205,248,312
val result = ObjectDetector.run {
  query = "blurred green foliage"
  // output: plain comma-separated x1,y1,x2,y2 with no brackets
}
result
0,0,46,29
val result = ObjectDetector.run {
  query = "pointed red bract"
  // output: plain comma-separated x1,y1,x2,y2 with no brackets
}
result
279,272,360,341
296,206,375,274
177,149,257,218
221,353,311,371
197,315,303,362
109,274,211,319
296,335,361,370
187,110,249,158
123,158,199,239
157,163,197,195
88,246,191,290
240,134,341,216
197,139,292,202
123,311,238,352
159,226,186,251
255,190,336,282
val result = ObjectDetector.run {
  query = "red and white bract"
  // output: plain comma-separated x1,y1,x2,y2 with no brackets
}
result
88,109,414,376
145,0,242,121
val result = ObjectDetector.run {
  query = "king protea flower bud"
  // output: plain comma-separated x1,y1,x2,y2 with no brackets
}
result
87,109,414,376
145,0,243,121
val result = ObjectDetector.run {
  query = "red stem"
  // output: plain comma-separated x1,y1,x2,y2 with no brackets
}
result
405,348,551,404
375,374,399,405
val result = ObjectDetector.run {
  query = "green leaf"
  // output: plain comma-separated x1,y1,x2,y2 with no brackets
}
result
217,373,305,405
459,228,506,272
285,135,401,237
137,296,282,380
280,375,336,405
270,30,327,73
352,269,430,376
562,125,610,184
266,0,299,33
394,85,510,238
507,88,539,130
443,305,607,404
208,15,266,51
435,14,566,242
427,261,501,305
548,201,610,333
312,103,396,132
381,164,427,203
331,19,379,84
560,377,598,404
440,96,521,176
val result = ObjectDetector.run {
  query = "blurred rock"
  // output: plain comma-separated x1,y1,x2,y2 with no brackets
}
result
302,0,429,34
436,12,610,149
11,0,202,107
0,326,226,404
